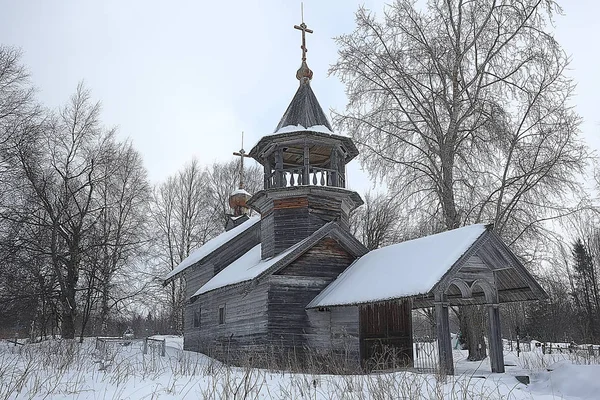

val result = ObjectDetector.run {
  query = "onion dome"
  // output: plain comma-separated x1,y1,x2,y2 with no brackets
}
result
229,188,252,216
296,60,313,83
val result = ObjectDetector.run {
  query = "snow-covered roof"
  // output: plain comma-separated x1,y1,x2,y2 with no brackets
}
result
193,238,308,296
275,124,333,135
308,224,488,308
164,216,260,282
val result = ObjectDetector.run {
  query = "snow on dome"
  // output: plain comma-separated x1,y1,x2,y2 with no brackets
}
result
164,216,260,282
274,124,333,135
193,237,308,296
231,188,251,196
308,224,488,308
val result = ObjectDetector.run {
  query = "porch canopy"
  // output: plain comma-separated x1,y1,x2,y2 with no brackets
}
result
307,224,547,374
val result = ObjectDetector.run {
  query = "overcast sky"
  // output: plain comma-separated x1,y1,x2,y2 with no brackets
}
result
1,1,598,193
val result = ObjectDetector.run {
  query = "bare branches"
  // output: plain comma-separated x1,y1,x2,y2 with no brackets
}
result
331,0,590,245
1,80,150,339
149,159,263,332
350,191,403,250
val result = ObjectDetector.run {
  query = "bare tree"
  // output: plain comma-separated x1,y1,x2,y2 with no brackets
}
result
205,159,263,228
7,83,115,339
150,159,215,332
150,159,263,332
0,46,38,147
350,191,402,250
332,0,590,360
80,141,151,337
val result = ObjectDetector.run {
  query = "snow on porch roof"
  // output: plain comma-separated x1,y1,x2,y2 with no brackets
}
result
164,216,260,283
307,224,488,308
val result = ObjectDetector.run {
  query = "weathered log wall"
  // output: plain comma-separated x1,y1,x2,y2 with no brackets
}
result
184,280,270,360
261,194,350,259
185,237,360,370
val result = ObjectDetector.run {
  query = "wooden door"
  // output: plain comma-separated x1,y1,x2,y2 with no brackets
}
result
359,300,413,371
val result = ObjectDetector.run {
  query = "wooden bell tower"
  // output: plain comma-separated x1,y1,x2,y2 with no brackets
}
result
247,19,363,259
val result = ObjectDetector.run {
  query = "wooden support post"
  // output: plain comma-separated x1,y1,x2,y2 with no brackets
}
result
338,153,346,188
435,301,454,375
331,148,338,187
487,304,505,373
263,159,271,189
303,144,310,185
275,148,284,187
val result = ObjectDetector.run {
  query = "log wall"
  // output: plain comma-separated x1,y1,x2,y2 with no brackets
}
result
261,195,350,259
184,280,270,360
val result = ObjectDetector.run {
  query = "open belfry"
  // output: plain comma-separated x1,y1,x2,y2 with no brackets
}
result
164,18,547,374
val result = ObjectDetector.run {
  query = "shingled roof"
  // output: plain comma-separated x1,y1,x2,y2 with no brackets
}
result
274,81,332,133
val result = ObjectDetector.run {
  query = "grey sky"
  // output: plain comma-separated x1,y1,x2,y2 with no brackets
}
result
1,1,598,193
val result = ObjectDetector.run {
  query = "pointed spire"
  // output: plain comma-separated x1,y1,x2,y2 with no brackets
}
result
274,83,332,132
294,5,314,85
274,10,332,132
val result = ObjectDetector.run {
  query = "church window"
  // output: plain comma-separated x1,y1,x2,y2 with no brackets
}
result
193,308,201,328
218,305,226,324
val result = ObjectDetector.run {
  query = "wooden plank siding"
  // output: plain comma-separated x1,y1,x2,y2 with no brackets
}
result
183,222,261,298
265,238,359,366
184,280,270,362
267,275,331,349
184,235,360,369
184,261,215,299
276,238,355,278
305,306,360,362
260,194,352,259
359,300,413,371
271,198,311,256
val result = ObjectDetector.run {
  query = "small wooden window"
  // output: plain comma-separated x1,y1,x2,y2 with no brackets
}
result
218,305,226,325
193,308,201,328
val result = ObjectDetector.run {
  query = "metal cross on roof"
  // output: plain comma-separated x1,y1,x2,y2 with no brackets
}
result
232,132,246,189
294,5,313,62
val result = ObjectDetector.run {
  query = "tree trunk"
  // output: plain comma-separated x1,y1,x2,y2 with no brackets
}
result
460,305,487,361
61,295,76,339
100,283,110,335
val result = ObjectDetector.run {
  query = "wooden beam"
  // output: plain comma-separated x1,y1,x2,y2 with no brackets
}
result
303,144,310,185
275,147,284,187
331,148,338,187
487,304,505,373
435,300,454,375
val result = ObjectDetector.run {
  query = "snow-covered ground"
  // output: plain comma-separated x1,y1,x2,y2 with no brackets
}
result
1,336,599,399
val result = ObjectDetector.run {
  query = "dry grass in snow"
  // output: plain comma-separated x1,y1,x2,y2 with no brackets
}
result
1,337,599,399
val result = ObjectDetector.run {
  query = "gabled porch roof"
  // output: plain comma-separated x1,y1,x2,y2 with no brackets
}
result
308,224,547,309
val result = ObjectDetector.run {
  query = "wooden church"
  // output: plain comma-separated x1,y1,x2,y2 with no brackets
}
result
164,20,547,374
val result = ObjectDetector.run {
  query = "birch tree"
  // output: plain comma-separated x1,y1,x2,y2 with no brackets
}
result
332,0,590,360
83,141,151,336
151,159,214,332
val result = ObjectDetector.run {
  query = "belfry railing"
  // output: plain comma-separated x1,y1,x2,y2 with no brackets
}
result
265,166,345,189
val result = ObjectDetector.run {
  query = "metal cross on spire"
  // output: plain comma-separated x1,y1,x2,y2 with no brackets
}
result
232,132,246,190
294,3,313,62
